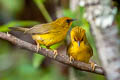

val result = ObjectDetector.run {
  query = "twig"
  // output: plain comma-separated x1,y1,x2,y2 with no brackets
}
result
34,0,52,22
0,32,104,75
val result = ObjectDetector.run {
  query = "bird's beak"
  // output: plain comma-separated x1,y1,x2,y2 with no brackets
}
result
77,41,80,47
71,19,77,21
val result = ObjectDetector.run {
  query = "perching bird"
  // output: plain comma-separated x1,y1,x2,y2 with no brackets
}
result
67,26,95,70
10,17,75,58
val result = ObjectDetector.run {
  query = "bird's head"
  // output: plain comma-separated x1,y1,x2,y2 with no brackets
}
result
53,17,76,28
70,26,86,47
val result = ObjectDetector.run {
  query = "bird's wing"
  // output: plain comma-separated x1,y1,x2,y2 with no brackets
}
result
25,23,56,34
88,44,93,57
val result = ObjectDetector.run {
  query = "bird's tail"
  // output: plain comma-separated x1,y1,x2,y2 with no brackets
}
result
9,27,30,33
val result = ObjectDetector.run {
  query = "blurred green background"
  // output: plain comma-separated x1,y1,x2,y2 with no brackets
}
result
1,0,120,80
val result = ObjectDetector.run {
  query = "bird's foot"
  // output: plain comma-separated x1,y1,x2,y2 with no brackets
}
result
36,46,41,52
53,50,58,59
7,32,10,37
69,56,74,63
89,62,97,71
36,41,41,52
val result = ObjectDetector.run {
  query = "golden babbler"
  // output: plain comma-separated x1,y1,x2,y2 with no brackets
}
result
10,17,75,58
67,26,95,70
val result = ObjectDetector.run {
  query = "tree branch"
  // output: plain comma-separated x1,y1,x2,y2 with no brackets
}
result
0,32,104,75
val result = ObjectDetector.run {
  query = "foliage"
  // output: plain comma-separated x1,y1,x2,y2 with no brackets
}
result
0,21,40,32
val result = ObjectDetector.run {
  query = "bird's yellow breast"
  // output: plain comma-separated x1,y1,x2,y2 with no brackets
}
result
68,41,92,63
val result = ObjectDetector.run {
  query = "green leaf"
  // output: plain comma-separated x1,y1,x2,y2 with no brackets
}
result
50,41,64,49
39,0,46,3
0,21,40,32
33,54,45,68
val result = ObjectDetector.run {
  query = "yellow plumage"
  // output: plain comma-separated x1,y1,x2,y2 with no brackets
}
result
68,26,95,70
10,17,75,58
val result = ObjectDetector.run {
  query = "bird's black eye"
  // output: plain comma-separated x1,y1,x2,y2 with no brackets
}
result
66,19,76,23
66,19,72,23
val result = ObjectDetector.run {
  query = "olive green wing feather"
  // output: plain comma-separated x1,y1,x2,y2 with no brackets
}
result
25,23,56,34
83,34,93,56
88,44,93,57
25,23,54,34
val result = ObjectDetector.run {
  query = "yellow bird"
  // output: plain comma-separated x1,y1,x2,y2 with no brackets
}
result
10,17,75,58
67,26,95,70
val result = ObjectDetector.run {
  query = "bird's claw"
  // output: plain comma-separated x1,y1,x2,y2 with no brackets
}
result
69,56,74,63
36,41,41,52
53,50,58,59
7,32,10,37
90,62,96,71
36,46,41,52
